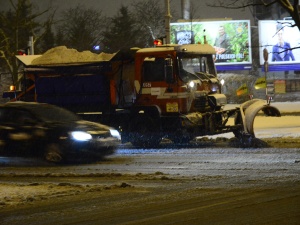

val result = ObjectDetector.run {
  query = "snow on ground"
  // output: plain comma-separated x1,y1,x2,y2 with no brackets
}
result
0,181,130,207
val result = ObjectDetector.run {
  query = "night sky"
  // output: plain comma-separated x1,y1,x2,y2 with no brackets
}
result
0,0,253,22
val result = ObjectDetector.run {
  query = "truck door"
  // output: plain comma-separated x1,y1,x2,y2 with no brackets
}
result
142,57,166,82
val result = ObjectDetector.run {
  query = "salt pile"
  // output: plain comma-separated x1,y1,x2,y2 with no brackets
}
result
31,46,115,65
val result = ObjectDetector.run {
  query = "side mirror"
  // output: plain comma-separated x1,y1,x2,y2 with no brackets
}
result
165,58,174,84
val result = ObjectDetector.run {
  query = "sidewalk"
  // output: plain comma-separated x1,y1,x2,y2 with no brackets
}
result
224,101,300,114
270,102,300,114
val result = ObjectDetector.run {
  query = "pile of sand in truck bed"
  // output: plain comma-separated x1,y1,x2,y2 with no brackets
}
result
31,46,116,65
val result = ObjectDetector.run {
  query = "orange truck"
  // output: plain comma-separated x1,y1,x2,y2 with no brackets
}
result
9,44,280,147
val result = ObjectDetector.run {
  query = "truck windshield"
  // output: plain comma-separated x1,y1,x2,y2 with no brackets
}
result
178,55,216,82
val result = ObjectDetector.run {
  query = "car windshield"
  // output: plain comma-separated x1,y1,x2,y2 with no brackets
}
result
30,104,80,122
178,55,216,82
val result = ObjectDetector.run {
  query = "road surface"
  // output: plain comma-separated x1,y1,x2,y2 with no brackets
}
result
1,145,300,225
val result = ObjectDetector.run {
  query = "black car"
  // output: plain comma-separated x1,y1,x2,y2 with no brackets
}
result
0,101,121,163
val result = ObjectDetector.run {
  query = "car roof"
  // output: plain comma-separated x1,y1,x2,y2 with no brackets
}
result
0,101,49,110
0,102,69,115
0,101,81,122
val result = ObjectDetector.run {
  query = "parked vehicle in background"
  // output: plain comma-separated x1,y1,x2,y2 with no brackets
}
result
0,101,121,163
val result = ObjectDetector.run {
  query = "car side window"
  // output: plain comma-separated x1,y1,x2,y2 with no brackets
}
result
0,108,36,125
0,108,13,123
0,109,4,122
15,110,37,125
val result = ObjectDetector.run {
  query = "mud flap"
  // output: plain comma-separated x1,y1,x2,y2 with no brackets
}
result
239,99,281,136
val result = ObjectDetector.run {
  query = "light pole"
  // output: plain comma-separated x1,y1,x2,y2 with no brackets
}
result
263,48,273,104
263,48,268,97
165,0,171,44
28,36,34,55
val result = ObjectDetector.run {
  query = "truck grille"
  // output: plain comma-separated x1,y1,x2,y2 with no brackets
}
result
194,96,207,112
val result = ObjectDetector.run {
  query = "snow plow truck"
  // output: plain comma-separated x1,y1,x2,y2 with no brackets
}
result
7,44,280,147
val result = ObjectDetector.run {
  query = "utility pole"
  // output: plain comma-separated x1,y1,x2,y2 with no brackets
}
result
165,0,171,44
181,0,190,20
28,36,34,55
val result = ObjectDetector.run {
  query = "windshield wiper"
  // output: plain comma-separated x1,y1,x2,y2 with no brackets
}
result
196,72,215,81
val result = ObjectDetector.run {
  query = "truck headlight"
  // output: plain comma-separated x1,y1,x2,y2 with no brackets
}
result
110,129,121,140
188,81,195,88
71,131,92,141
210,83,219,93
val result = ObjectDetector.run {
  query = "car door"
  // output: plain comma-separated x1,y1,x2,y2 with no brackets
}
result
0,107,42,156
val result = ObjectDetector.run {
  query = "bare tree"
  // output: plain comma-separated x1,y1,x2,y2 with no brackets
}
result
0,0,55,88
102,6,143,53
132,0,166,46
56,5,106,52
207,0,300,30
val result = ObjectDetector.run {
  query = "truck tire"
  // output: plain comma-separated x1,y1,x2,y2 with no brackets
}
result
171,130,192,145
129,116,161,148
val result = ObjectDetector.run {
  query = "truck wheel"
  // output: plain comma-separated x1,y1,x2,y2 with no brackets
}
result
171,130,192,145
129,116,161,148
172,136,191,145
44,143,64,163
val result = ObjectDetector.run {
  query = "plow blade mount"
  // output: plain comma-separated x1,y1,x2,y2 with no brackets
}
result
239,99,281,136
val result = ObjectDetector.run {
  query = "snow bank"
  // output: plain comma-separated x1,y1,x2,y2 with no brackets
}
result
224,101,300,114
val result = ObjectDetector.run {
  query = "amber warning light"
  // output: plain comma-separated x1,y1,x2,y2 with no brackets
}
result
154,39,162,46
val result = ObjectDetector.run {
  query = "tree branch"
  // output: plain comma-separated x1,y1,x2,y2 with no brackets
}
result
206,0,278,9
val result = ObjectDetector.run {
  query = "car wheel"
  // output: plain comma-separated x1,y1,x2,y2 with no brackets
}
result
171,129,192,145
44,143,64,163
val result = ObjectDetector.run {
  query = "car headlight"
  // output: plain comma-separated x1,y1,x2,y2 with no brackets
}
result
71,131,92,141
110,129,121,140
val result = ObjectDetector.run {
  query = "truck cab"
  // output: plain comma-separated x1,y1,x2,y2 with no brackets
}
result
133,44,225,113
125,44,227,146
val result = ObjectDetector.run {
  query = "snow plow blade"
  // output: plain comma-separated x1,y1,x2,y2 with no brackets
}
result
239,99,281,136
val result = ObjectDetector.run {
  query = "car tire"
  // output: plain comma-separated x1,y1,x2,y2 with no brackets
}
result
44,143,64,163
